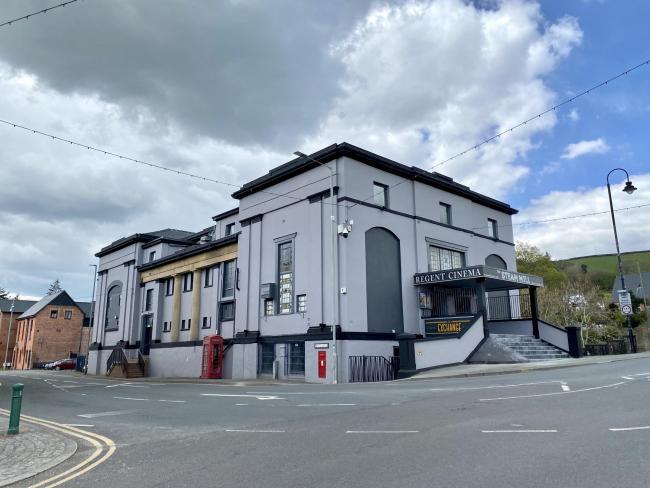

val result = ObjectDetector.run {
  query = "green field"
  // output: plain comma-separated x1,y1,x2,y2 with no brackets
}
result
558,250,650,275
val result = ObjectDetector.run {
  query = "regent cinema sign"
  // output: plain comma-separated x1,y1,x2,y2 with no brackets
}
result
414,265,543,287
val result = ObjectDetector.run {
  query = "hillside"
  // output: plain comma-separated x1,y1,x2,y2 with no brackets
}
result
557,250,650,275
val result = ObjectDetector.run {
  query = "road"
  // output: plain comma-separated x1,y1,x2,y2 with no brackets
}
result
1,357,650,488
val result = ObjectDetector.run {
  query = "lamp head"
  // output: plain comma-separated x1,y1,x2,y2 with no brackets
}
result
623,181,637,195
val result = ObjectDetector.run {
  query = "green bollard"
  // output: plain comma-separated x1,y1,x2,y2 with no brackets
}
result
7,383,24,435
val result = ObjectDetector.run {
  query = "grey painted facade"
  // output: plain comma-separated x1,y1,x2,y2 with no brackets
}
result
88,143,536,382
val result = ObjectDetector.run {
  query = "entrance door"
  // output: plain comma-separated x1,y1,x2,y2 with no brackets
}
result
259,343,274,374
140,315,153,355
286,342,305,376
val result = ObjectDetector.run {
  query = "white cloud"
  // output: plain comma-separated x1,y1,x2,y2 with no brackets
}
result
514,174,650,259
561,138,610,159
568,109,579,122
305,0,583,199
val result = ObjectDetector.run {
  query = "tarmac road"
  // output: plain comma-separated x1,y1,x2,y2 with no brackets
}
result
2,357,650,488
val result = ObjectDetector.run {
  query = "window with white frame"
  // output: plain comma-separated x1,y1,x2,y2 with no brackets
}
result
145,289,153,311
225,223,235,236
222,260,236,298
487,218,498,238
297,294,307,313
163,321,170,332
165,277,174,296
183,273,193,292
204,267,213,288
219,302,235,322
439,202,452,225
373,182,389,208
149,251,156,263
264,299,275,316
64,310,72,320
429,245,465,271
278,241,293,314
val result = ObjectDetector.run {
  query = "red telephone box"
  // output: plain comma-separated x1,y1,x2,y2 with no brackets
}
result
318,350,327,379
201,335,223,379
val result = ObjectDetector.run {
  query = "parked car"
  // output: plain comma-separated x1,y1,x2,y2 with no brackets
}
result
46,359,76,370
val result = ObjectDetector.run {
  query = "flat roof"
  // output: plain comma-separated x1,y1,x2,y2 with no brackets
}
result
414,265,543,291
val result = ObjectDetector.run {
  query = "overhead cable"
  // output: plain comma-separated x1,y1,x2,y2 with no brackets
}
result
0,0,79,28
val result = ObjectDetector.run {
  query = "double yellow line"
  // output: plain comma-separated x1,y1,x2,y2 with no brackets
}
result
0,409,116,487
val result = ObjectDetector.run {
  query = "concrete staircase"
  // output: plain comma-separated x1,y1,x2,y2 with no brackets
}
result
491,334,570,361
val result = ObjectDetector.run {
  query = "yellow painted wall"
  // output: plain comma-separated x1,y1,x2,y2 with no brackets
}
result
140,243,237,283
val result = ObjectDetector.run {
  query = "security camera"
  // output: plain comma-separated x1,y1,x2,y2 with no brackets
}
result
338,224,350,238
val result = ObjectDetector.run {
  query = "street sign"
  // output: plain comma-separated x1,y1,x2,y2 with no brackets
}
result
618,290,633,315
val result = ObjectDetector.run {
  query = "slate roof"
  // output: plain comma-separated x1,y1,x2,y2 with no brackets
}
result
613,273,650,300
18,291,84,320
0,299,37,314
231,142,517,215
96,228,195,257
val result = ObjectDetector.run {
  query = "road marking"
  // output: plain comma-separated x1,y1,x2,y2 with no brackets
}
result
201,393,282,400
106,382,148,388
297,403,357,407
346,430,419,434
482,430,557,433
633,373,650,376
480,381,627,401
78,410,136,418
225,429,285,433
114,396,149,401
609,426,650,432
0,408,115,488
621,376,634,380
561,382,571,392
63,424,95,427
158,399,186,403
246,391,359,395
430,381,563,391
236,403,249,406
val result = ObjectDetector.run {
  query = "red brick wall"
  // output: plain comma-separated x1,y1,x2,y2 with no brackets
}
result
13,305,85,369
0,312,20,367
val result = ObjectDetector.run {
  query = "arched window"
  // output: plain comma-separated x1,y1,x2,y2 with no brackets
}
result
485,254,507,269
105,282,123,330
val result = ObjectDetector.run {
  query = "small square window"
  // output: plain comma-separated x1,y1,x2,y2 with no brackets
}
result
219,302,235,322
64,310,72,320
488,218,498,238
225,223,235,236
439,202,451,225
149,251,156,263
202,316,211,329
264,299,275,316
163,321,170,332
181,319,187,330
373,182,388,208
50,310,58,319
297,295,307,313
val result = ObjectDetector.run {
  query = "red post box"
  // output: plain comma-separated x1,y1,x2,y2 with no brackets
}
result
318,350,327,379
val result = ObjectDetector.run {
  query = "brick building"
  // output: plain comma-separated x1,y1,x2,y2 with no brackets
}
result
12,291,88,370
0,299,36,367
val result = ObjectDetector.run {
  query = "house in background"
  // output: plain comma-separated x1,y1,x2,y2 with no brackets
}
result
0,298,37,367
612,272,650,303
12,291,89,369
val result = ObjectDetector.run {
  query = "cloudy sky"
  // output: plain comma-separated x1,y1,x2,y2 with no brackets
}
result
0,0,648,300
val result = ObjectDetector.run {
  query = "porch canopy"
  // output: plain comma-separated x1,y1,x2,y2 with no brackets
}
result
413,265,544,291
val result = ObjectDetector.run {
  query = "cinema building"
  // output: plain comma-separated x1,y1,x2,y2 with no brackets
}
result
87,143,579,382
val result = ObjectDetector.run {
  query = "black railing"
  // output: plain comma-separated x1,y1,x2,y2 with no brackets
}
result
585,340,629,356
487,292,531,321
137,349,146,376
106,347,127,376
420,287,478,318
348,355,400,383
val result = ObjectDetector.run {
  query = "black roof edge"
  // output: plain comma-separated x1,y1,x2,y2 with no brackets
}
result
212,207,239,221
95,233,158,257
141,237,194,250
231,142,517,215
138,233,239,272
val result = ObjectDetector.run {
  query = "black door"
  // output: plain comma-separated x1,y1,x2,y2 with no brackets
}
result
141,315,153,355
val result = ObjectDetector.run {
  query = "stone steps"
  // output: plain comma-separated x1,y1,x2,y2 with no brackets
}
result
491,334,570,362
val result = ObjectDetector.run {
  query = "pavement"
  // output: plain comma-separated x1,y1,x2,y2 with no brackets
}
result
2,354,650,487
0,416,77,487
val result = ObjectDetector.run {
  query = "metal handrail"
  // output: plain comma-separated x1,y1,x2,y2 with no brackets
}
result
106,347,127,376
137,349,146,377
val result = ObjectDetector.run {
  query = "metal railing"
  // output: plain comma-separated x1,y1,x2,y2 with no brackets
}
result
487,292,531,321
585,340,629,356
420,287,478,318
106,347,127,376
137,350,146,376
348,355,400,383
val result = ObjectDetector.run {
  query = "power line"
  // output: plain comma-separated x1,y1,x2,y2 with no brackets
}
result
0,0,79,28
346,57,650,210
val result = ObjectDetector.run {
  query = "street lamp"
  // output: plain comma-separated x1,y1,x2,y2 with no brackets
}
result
3,295,16,369
606,167,637,352
293,150,339,384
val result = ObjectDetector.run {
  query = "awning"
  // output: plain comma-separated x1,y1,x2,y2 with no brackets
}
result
413,265,544,291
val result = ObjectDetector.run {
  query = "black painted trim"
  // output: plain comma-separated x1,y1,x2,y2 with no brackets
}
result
308,186,339,203
138,234,238,272
416,314,482,342
212,207,239,221
339,196,516,246
240,214,263,227
150,340,203,349
123,259,136,267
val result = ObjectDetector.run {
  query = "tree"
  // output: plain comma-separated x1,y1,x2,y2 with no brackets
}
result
515,242,567,288
0,286,9,299
47,279,62,295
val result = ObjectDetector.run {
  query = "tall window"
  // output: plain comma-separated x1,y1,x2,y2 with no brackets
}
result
183,272,193,292
278,242,293,314
225,223,235,236
487,218,498,239
219,302,235,322
105,283,122,330
429,245,465,271
373,182,389,208
165,277,174,296
439,202,452,225
145,289,153,311
204,267,213,288
149,251,156,263
264,299,275,316
222,260,236,298
297,294,307,313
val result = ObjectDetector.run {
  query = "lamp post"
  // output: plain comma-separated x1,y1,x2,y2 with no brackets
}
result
606,168,637,353
293,150,338,384
78,264,98,360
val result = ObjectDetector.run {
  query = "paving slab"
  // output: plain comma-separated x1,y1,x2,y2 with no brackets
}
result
0,417,77,487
